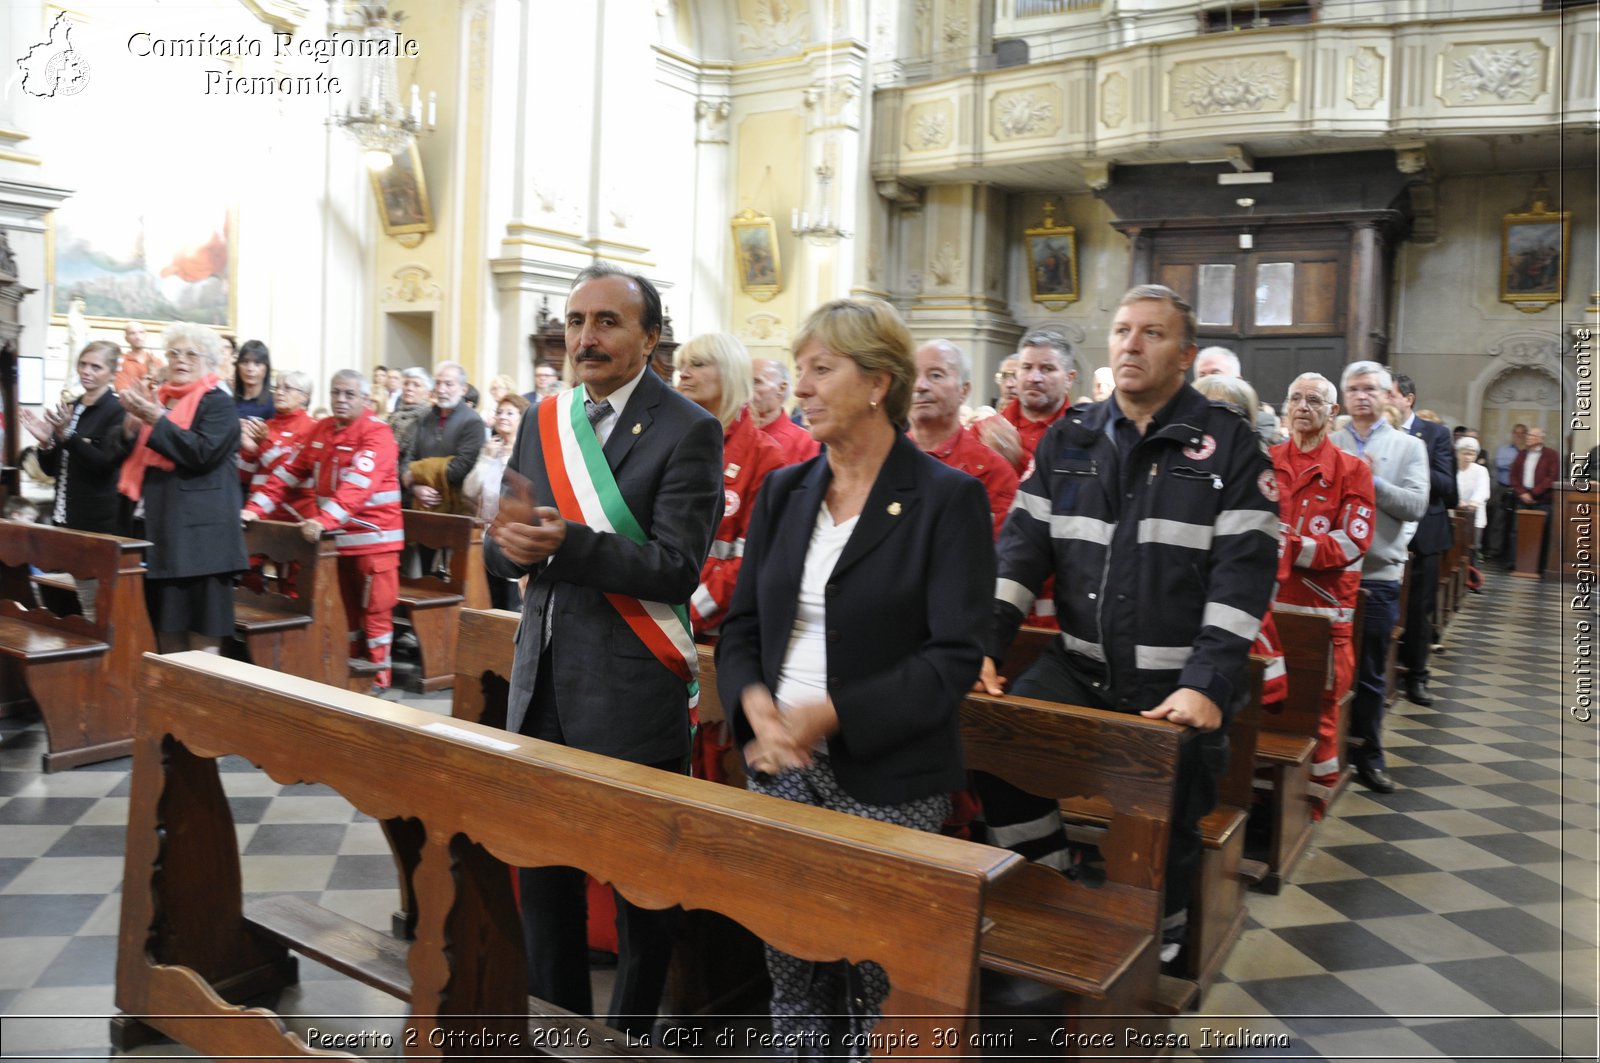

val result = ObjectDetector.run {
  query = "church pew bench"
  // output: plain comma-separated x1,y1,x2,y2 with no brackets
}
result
960,689,1190,1047
0,522,155,770
117,652,1018,1061
999,625,1260,1007
456,610,1190,1058
1253,611,1329,894
397,510,486,691
233,520,350,688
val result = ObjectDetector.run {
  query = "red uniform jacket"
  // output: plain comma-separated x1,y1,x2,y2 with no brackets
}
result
1270,436,1376,628
245,415,403,557
690,410,787,634
919,425,1018,541
760,411,821,466
240,408,318,521
999,397,1070,478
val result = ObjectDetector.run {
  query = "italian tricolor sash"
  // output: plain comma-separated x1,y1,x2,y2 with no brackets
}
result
539,389,699,709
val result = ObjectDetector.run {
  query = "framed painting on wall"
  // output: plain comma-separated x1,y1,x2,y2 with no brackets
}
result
1025,201,1078,310
1500,181,1568,313
50,190,233,328
370,140,434,238
731,208,781,302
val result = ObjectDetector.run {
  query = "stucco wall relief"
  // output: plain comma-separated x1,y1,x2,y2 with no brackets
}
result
1348,47,1384,110
905,100,954,151
1168,54,1294,118
991,85,1062,140
1439,42,1546,106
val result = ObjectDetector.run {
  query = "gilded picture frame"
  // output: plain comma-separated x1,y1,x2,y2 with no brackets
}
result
1500,201,1568,313
731,208,781,302
370,141,435,239
1025,201,1078,310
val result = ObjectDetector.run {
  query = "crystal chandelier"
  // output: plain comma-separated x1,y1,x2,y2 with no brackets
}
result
330,4,435,171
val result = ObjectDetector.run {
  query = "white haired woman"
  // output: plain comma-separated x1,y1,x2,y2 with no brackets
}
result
118,323,247,653
238,369,319,519
1455,436,1491,561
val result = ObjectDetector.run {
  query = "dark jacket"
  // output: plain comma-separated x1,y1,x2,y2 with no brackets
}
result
36,390,129,534
718,433,994,806
1406,415,1458,556
990,386,1280,723
140,388,248,579
404,402,484,487
484,369,725,765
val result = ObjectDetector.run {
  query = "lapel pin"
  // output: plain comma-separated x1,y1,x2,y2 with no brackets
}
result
631,423,642,435
726,463,741,479
887,501,902,516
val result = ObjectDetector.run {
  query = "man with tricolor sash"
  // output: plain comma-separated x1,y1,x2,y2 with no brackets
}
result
485,264,724,1040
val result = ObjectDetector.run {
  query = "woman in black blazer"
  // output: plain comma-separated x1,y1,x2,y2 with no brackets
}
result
23,341,129,535
716,298,993,1050
118,323,247,654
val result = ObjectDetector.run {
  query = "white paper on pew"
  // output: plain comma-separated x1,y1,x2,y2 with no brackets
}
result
421,721,520,752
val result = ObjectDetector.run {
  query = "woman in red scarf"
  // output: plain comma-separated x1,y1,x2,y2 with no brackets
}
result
118,323,249,653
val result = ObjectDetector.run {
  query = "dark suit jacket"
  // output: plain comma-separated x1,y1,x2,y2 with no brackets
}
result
1407,415,1458,556
1509,446,1559,504
405,402,484,486
36,390,130,534
141,388,248,579
484,369,724,765
716,433,994,806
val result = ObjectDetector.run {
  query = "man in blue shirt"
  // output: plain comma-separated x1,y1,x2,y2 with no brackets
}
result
1485,423,1526,560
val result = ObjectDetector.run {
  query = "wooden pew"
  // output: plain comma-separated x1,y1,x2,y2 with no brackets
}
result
1254,611,1329,894
234,521,350,688
455,610,1189,1057
0,522,155,770
397,511,488,691
117,652,1018,1060
997,626,1259,1005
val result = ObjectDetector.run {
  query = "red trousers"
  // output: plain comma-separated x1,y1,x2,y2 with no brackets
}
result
339,552,400,688
1313,627,1355,788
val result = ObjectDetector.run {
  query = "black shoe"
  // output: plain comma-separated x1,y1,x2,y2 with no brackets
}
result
1356,764,1397,794
1405,677,1434,707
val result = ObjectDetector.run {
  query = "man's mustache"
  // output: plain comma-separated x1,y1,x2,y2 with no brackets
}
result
573,348,610,363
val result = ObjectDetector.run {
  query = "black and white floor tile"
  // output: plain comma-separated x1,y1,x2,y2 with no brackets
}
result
0,570,1593,1060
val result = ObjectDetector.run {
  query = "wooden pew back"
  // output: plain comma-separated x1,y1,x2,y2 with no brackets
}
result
0,521,121,641
0,522,155,770
233,522,350,688
237,520,317,619
121,652,1017,1060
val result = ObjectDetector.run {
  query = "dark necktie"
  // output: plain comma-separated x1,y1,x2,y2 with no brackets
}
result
585,398,612,428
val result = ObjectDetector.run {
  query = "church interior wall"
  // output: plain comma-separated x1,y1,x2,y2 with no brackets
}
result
1391,164,1596,440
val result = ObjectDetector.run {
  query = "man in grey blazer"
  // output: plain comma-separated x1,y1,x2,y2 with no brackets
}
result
485,264,724,1039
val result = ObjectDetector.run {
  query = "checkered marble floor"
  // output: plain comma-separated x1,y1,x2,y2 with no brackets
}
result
0,570,1594,1061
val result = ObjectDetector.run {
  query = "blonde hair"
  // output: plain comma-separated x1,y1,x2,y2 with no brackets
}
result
1193,373,1260,422
488,374,516,401
676,333,753,428
791,298,914,428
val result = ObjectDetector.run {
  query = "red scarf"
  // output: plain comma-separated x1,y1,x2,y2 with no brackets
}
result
117,373,221,501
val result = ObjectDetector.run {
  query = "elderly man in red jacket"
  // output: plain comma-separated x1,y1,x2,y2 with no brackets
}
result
909,340,1017,539
1508,425,1559,571
1270,372,1375,813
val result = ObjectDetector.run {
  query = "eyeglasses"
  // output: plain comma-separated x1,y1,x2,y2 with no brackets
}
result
1286,394,1329,409
993,371,1017,384
167,348,203,362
